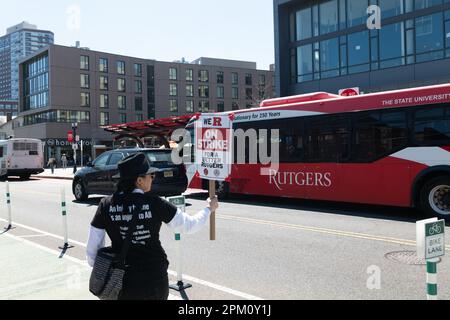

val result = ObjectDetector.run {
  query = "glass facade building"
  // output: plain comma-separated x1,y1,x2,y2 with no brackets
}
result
275,0,450,96
0,22,54,101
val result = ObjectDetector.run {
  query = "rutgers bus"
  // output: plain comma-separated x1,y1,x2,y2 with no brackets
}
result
186,83,450,220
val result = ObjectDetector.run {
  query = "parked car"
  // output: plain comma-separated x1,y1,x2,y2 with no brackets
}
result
72,148,187,201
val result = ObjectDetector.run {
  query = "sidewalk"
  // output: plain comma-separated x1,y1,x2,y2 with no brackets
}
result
0,230,95,300
0,225,182,300
34,168,77,180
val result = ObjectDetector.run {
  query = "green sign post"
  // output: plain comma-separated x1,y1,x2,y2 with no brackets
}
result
417,218,445,300
166,195,192,292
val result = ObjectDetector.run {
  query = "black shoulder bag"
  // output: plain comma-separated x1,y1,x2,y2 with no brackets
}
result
89,198,143,300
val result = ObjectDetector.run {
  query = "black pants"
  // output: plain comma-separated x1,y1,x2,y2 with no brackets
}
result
119,269,169,300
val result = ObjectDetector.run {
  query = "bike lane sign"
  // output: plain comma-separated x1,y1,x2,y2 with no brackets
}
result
417,218,445,260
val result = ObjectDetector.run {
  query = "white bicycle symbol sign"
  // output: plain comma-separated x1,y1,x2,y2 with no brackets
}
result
429,224,443,235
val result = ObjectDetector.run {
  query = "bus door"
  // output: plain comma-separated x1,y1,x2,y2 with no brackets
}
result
0,143,6,176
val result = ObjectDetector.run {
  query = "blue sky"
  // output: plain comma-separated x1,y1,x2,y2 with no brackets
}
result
2,0,275,70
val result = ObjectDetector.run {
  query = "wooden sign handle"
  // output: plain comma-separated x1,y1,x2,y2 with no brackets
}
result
209,180,216,241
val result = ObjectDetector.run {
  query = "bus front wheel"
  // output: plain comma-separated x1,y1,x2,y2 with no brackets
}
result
420,176,450,220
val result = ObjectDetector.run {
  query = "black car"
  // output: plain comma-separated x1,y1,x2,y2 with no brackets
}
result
72,148,188,201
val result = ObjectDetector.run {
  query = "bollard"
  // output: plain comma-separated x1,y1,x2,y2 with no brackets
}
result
5,181,11,230
60,187,69,248
167,196,192,292
427,259,438,300
417,218,445,300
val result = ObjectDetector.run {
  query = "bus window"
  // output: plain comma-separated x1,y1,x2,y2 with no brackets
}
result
414,107,450,145
306,116,351,163
0,147,3,158
354,111,408,162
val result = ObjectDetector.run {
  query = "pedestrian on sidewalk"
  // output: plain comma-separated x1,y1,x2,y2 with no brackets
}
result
61,154,67,171
86,152,218,300
47,157,56,174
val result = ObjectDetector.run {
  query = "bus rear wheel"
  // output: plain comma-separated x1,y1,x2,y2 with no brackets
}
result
420,176,450,220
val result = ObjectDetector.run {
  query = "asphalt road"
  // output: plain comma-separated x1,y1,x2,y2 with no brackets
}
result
1,177,450,300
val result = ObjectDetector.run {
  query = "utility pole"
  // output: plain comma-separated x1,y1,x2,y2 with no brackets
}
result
72,122,78,174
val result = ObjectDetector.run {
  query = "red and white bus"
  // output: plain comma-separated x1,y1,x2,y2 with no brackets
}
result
187,83,450,219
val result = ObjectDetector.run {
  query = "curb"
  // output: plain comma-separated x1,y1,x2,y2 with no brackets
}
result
33,175,74,181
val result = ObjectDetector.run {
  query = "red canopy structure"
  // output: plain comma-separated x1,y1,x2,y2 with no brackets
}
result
102,114,199,148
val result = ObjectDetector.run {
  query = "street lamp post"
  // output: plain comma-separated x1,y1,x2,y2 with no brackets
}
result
72,122,78,174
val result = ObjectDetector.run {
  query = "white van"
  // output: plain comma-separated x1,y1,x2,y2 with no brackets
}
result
0,138,44,180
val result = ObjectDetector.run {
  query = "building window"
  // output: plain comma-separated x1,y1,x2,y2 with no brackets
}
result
259,74,266,86
217,71,224,84
186,69,193,81
347,0,369,28
297,44,313,82
295,7,312,41
232,87,239,99
217,101,225,112
347,30,370,73
231,72,238,85
169,84,178,96
99,58,108,72
100,76,108,90
100,94,109,108
320,37,339,78
245,73,252,86
118,96,126,109
217,86,224,99
199,70,209,82
80,93,90,107
135,97,143,111
80,74,90,89
320,0,338,35
415,0,442,10
80,55,89,70
186,84,194,97
379,22,406,69
169,68,177,80
379,0,404,19
199,101,209,112
198,85,209,98
136,114,143,122
246,88,253,100
100,112,109,126
119,113,127,124
117,61,125,75
186,100,194,113
134,63,142,77
117,78,126,92
232,102,239,110
169,99,178,112
415,13,444,62
135,80,142,94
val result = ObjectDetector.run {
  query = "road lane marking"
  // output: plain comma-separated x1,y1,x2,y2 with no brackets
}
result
216,214,450,251
0,218,263,300
166,270,263,300
17,234,49,239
